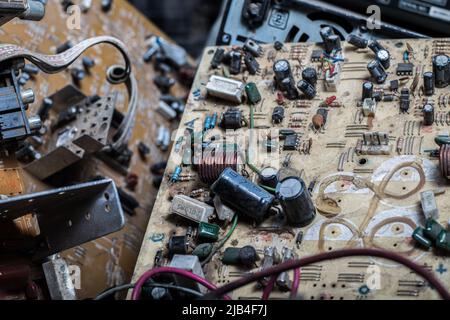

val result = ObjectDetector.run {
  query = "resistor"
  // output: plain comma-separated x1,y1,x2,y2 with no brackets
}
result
397,138,404,154
204,115,212,131
210,113,218,129
170,166,182,182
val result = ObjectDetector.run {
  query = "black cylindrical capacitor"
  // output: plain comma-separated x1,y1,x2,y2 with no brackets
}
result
281,77,299,100
222,246,258,266
259,167,279,189
377,49,390,69
273,59,292,85
347,34,368,49
229,50,242,75
423,104,435,126
367,60,387,84
220,108,243,130
433,55,450,88
211,168,275,222
400,88,410,113
272,106,285,124
168,235,188,255
368,40,384,54
362,81,374,100
302,67,318,87
373,91,383,102
297,79,316,99
276,177,316,227
324,34,341,54
423,72,435,96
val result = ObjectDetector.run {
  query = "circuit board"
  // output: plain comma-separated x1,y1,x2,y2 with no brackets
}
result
0,0,189,299
133,38,450,300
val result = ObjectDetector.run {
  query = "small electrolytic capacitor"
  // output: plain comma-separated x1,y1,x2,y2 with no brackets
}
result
347,34,368,49
276,177,316,227
273,59,293,86
324,34,341,54
259,167,279,189
377,49,390,69
433,55,450,88
367,60,387,84
229,50,242,75
368,40,384,54
302,67,318,87
423,72,435,96
281,77,299,100
423,104,435,126
362,81,374,100
297,79,316,99
400,88,410,113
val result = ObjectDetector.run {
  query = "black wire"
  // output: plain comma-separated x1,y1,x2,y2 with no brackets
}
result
94,282,204,300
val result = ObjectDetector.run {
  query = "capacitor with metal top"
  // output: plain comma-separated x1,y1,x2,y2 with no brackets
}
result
433,54,450,88
368,40,384,54
324,34,341,54
302,67,318,87
423,104,435,126
377,49,390,69
276,177,316,227
273,59,293,86
362,81,374,100
259,167,279,188
281,77,299,100
211,168,275,222
297,80,316,99
347,34,368,49
423,72,435,96
367,60,387,84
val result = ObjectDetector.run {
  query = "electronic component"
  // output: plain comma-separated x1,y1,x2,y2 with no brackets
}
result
362,98,376,117
220,107,244,129
319,26,334,42
211,48,225,69
206,75,245,103
423,72,435,96
211,168,275,222
297,79,316,99
213,195,235,222
170,195,214,223
359,132,391,155
241,0,270,29
367,60,387,84
259,247,279,287
272,106,285,124
412,227,432,249
243,38,263,57
276,177,316,227
245,82,261,105
198,222,220,242
347,34,368,49
283,134,299,151
169,255,207,294
324,34,341,54
377,49,391,70
368,40,384,54
362,81,374,100
259,167,278,188
168,234,190,255
324,62,342,92
302,67,318,87
276,247,295,291
433,54,450,88
228,50,242,75
311,50,322,62
396,63,414,76
400,88,410,113
420,190,439,220
423,104,435,126
244,52,260,75
273,59,293,88
222,246,259,267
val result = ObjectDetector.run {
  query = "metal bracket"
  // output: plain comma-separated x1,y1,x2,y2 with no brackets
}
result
0,179,125,260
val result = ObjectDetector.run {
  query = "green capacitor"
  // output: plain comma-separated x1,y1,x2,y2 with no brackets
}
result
222,246,258,266
436,230,450,252
198,222,220,242
192,243,213,259
412,227,432,249
245,82,261,105
424,219,445,242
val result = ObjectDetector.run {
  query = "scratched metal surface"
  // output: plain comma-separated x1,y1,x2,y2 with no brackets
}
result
133,39,450,300
0,0,189,298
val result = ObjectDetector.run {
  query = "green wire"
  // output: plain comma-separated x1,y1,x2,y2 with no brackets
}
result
259,184,276,193
246,104,261,174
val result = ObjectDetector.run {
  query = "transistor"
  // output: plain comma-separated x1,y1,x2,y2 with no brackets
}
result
243,38,263,57
272,106,285,124
211,48,225,69
138,142,150,159
244,52,260,75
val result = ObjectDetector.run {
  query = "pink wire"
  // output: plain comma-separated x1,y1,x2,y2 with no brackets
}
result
290,268,300,299
261,275,277,300
131,266,231,300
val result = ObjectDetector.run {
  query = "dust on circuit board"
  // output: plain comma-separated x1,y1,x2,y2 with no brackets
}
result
133,37,450,300
0,0,190,299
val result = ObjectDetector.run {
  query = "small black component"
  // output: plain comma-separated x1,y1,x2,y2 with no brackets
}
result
276,177,316,227
283,134,299,151
211,48,225,69
317,108,329,124
52,105,79,131
367,60,387,84
244,52,260,75
241,0,270,29
377,49,390,70
373,91,383,102
138,142,150,159
18,73,30,86
423,72,435,96
383,94,395,102
400,88,410,113
228,50,242,75
324,34,341,54
220,107,243,130
423,104,435,126
37,97,53,121
311,50,322,62
433,54,450,88
302,67,318,87
279,129,296,137
15,142,41,163
118,188,139,216
211,168,275,222
23,64,39,75
396,63,414,76
56,41,73,54
368,40,384,54
273,59,292,86
272,106,285,124
274,41,283,51
143,47,158,63
281,77,299,100
71,68,86,85
82,56,95,71
222,246,259,266
154,75,175,94
101,0,113,12
297,79,316,99
347,34,368,49
168,235,189,255
390,80,399,91
259,167,278,189
362,81,374,100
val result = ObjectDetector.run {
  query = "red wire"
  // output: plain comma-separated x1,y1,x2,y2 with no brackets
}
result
290,268,300,299
261,275,277,300
204,248,450,300
262,268,300,300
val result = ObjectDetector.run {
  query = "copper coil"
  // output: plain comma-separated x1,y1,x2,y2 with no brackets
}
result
440,145,450,179
198,150,238,184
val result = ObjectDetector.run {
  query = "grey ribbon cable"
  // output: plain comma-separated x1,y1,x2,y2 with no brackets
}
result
0,36,131,83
